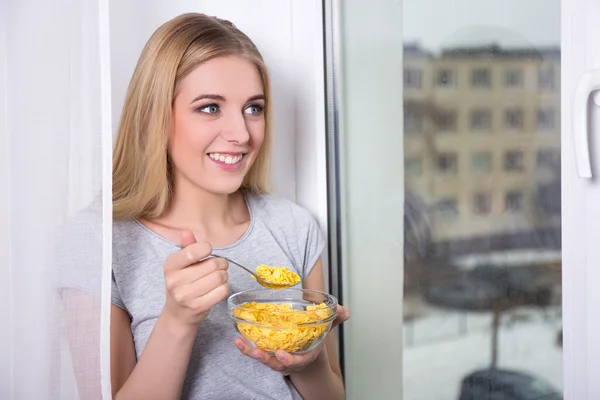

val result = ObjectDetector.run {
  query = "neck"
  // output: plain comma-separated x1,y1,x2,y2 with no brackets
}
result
158,177,243,232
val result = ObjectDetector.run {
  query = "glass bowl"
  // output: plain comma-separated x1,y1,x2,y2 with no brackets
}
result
227,288,338,355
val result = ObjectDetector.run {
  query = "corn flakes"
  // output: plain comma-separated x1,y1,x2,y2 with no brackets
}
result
233,302,332,353
254,265,301,288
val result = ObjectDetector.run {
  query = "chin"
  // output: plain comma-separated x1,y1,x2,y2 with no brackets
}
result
203,179,245,196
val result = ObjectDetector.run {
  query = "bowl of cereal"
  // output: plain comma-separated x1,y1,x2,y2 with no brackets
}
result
228,288,338,355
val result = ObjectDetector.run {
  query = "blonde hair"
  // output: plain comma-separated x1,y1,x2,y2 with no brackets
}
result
113,13,272,220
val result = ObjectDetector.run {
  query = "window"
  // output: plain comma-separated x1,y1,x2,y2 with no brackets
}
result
537,149,560,169
437,153,457,174
435,110,457,132
473,193,491,214
471,109,492,131
505,151,524,171
472,152,492,173
328,1,566,399
505,69,523,88
505,190,524,211
539,68,555,90
472,68,491,88
437,198,458,218
405,157,422,175
537,108,556,130
536,184,561,215
404,68,422,89
404,106,423,134
435,68,456,88
505,109,524,130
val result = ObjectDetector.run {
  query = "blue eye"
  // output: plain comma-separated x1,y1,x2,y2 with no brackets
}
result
198,104,220,114
244,104,264,115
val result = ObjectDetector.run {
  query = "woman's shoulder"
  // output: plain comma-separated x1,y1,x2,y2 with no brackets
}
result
113,218,139,239
246,191,317,225
245,191,325,277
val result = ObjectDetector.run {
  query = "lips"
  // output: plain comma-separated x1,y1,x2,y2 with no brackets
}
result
208,152,244,165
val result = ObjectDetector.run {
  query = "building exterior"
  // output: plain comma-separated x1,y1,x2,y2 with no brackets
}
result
403,44,561,258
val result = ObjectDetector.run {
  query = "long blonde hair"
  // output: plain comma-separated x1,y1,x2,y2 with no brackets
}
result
113,13,272,220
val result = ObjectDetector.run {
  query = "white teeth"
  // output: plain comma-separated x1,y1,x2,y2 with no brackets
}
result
209,153,243,165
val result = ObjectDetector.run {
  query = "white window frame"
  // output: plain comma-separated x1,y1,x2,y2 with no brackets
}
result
292,0,600,399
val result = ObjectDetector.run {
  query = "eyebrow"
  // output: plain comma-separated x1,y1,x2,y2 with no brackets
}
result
190,94,265,104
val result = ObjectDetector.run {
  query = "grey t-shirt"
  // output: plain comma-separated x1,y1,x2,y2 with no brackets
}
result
112,192,325,400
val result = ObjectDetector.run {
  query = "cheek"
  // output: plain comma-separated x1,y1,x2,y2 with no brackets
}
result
170,120,212,161
249,120,266,150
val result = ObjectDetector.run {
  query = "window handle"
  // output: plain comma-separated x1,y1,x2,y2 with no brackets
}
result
573,68,600,178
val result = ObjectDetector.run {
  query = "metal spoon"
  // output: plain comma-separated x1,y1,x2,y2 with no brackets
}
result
205,254,295,290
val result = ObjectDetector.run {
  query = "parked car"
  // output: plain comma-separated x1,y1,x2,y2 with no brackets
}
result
424,264,554,311
424,274,501,311
459,368,562,400
470,264,554,307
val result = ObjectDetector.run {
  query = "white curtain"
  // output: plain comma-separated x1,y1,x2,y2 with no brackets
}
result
1,0,112,398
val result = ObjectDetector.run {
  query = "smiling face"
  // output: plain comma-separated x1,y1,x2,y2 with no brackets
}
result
169,55,266,196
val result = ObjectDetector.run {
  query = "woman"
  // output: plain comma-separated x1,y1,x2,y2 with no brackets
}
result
110,13,349,400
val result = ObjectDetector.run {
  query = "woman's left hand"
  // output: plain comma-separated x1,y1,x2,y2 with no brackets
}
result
233,305,350,376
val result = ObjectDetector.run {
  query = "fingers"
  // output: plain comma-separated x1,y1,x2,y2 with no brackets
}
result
165,240,213,271
169,268,229,301
234,339,289,373
165,257,228,289
233,338,322,376
188,281,231,311
179,230,197,248
332,305,350,329
187,269,229,298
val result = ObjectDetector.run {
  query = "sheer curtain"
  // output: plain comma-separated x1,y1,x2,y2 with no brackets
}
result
1,0,112,398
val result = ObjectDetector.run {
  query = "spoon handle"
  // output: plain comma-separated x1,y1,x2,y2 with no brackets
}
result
205,254,259,279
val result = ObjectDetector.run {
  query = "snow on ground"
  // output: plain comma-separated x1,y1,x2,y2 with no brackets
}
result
403,306,563,400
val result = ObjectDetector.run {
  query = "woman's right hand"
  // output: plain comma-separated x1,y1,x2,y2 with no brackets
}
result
161,230,230,329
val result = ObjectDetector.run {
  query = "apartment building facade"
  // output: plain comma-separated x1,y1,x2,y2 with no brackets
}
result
403,44,561,258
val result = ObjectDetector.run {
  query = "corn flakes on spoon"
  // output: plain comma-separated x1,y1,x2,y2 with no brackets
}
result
206,255,301,289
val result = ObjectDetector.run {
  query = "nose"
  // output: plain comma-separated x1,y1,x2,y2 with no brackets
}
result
220,112,250,144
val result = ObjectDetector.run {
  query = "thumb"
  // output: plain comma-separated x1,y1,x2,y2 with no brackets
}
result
332,305,350,329
180,230,197,249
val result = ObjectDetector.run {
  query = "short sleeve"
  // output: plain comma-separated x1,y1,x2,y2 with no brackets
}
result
111,271,127,310
293,206,326,280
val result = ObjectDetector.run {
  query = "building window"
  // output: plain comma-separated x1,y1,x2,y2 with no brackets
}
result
405,157,422,176
404,68,422,89
505,69,523,88
435,110,457,132
505,109,524,130
505,190,524,212
472,68,491,88
437,153,457,174
536,184,561,215
537,148,560,169
437,198,458,218
472,152,492,174
505,151,524,171
404,106,423,134
539,68,555,90
435,68,456,88
473,193,491,214
537,108,556,131
471,109,492,131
